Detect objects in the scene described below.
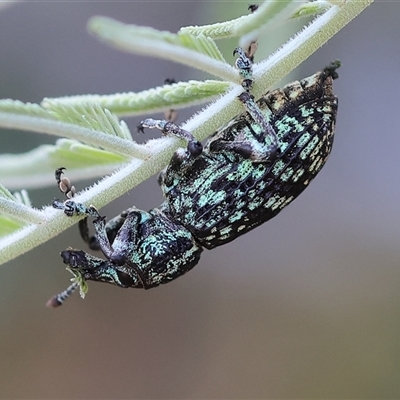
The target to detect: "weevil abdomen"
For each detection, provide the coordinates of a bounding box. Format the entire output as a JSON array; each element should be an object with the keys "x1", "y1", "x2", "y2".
[{"x1": 161, "y1": 68, "x2": 338, "y2": 249}]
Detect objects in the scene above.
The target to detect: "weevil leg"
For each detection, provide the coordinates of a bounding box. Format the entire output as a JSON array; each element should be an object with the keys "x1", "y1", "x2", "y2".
[
  {"x1": 138, "y1": 119, "x2": 203, "y2": 157},
  {"x1": 152, "y1": 78, "x2": 179, "y2": 176},
  {"x1": 53, "y1": 169, "x2": 97, "y2": 218},
  {"x1": 79, "y1": 209, "x2": 134, "y2": 251},
  {"x1": 55, "y1": 167, "x2": 76, "y2": 199},
  {"x1": 207, "y1": 91, "x2": 279, "y2": 163},
  {"x1": 138, "y1": 78, "x2": 188, "y2": 155},
  {"x1": 323, "y1": 60, "x2": 341, "y2": 80},
  {"x1": 89, "y1": 209, "x2": 141, "y2": 265},
  {"x1": 163, "y1": 78, "x2": 178, "y2": 123},
  {"x1": 88, "y1": 210, "x2": 149, "y2": 287},
  {"x1": 233, "y1": 47, "x2": 254, "y2": 92},
  {"x1": 244, "y1": 5, "x2": 259, "y2": 62},
  {"x1": 53, "y1": 198, "x2": 101, "y2": 218},
  {"x1": 52, "y1": 197, "x2": 138, "y2": 257},
  {"x1": 54, "y1": 167, "x2": 93, "y2": 246},
  {"x1": 55, "y1": 199, "x2": 142, "y2": 270},
  {"x1": 238, "y1": 91, "x2": 279, "y2": 159},
  {"x1": 206, "y1": 48, "x2": 279, "y2": 163},
  {"x1": 53, "y1": 167, "x2": 134, "y2": 250},
  {"x1": 233, "y1": 48, "x2": 278, "y2": 146}
]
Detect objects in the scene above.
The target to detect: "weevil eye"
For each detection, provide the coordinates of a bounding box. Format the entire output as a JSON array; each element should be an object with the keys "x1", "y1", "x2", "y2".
[{"x1": 116, "y1": 270, "x2": 134, "y2": 288}]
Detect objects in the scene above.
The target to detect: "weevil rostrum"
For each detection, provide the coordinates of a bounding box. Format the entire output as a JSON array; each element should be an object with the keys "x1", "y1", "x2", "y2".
[{"x1": 49, "y1": 48, "x2": 340, "y2": 306}]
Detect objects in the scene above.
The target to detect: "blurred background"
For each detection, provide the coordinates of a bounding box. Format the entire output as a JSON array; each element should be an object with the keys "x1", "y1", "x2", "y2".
[{"x1": 0, "y1": 1, "x2": 399, "y2": 398}]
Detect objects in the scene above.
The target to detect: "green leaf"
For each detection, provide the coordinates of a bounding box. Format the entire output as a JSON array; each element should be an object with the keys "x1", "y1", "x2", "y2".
[
  {"x1": 0, "y1": 99, "x2": 54, "y2": 119},
  {"x1": 46, "y1": 80, "x2": 230, "y2": 117},
  {"x1": 0, "y1": 187, "x2": 30, "y2": 236},
  {"x1": 180, "y1": 9, "x2": 254, "y2": 39},
  {"x1": 0, "y1": 215, "x2": 25, "y2": 237},
  {"x1": 234, "y1": 0, "x2": 299, "y2": 37},
  {"x1": 0, "y1": 182, "x2": 17, "y2": 201},
  {"x1": 181, "y1": 0, "x2": 301, "y2": 43},
  {"x1": 87, "y1": 17, "x2": 238, "y2": 82},
  {"x1": 42, "y1": 101, "x2": 132, "y2": 141},
  {"x1": 12, "y1": 190, "x2": 32, "y2": 207},
  {"x1": 0, "y1": 139, "x2": 127, "y2": 189},
  {"x1": 291, "y1": 1, "x2": 332, "y2": 19},
  {"x1": 55, "y1": 138, "x2": 127, "y2": 164},
  {"x1": 0, "y1": 186, "x2": 38, "y2": 234},
  {"x1": 88, "y1": 16, "x2": 226, "y2": 62},
  {"x1": 0, "y1": 99, "x2": 150, "y2": 159}
]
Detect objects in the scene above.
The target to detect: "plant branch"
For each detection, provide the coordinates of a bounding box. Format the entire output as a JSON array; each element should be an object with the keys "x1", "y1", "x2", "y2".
[{"x1": 0, "y1": 0, "x2": 374, "y2": 266}]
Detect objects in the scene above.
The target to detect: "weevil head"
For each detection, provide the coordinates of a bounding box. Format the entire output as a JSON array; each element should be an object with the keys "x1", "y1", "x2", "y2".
[{"x1": 60, "y1": 249, "x2": 136, "y2": 288}]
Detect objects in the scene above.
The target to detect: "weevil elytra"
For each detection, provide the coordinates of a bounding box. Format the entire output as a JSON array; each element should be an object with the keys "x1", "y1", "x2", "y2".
[{"x1": 49, "y1": 48, "x2": 339, "y2": 306}]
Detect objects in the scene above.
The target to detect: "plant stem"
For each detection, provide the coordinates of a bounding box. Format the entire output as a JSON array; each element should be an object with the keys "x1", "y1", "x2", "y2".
[{"x1": 0, "y1": 0, "x2": 374, "y2": 266}]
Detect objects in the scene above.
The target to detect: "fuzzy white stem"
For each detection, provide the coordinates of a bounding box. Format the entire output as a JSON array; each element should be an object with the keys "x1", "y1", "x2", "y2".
[{"x1": 0, "y1": 0, "x2": 373, "y2": 266}]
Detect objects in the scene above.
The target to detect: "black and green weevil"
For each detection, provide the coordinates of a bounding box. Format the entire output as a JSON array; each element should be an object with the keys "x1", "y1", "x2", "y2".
[{"x1": 49, "y1": 48, "x2": 340, "y2": 306}]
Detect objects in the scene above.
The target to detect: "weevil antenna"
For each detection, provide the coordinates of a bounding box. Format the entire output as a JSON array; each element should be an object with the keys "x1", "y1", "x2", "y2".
[{"x1": 46, "y1": 281, "x2": 79, "y2": 308}]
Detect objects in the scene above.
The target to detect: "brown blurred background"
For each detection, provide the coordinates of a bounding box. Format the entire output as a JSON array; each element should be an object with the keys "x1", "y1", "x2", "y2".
[{"x1": 1, "y1": 1, "x2": 400, "y2": 398}]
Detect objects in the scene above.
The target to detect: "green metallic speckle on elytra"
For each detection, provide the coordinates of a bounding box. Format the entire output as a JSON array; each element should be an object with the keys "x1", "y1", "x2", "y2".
[{"x1": 49, "y1": 48, "x2": 340, "y2": 306}]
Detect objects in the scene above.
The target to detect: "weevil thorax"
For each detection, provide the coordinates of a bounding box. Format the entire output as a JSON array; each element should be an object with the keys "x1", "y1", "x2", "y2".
[
  {"x1": 161, "y1": 69, "x2": 338, "y2": 249},
  {"x1": 132, "y1": 208, "x2": 202, "y2": 288}
]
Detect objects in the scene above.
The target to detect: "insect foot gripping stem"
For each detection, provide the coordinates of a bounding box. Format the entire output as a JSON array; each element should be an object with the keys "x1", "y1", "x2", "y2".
[
  {"x1": 233, "y1": 47, "x2": 254, "y2": 92},
  {"x1": 138, "y1": 119, "x2": 203, "y2": 157},
  {"x1": 48, "y1": 56, "x2": 340, "y2": 307}
]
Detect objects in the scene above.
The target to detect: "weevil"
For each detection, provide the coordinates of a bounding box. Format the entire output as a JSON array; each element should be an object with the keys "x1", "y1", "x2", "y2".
[{"x1": 49, "y1": 48, "x2": 339, "y2": 306}]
